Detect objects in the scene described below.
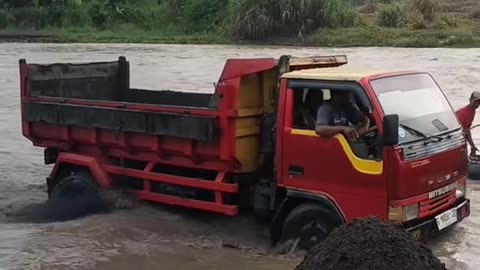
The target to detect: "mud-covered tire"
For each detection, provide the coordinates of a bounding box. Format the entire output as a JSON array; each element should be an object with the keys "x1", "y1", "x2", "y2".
[
  {"x1": 46, "y1": 171, "x2": 109, "y2": 222},
  {"x1": 468, "y1": 164, "x2": 480, "y2": 180},
  {"x1": 280, "y1": 203, "x2": 335, "y2": 251},
  {"x1": 50, "y1": 171, "x2": 97, "y2": 199}
]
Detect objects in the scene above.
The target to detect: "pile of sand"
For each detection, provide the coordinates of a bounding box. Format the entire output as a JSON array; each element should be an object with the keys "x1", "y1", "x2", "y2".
[{"x1": 295, "y1": 217, "x2": 447, "y2": 270}]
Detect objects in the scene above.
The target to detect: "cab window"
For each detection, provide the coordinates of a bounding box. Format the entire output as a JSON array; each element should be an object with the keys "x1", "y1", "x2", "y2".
[{"x1": 290, "y1": 86, "x2": 381, "y2": 161}]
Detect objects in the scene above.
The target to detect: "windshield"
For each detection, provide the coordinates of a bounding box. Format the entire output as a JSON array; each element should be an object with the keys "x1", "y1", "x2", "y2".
[{"x1": 370, "y1": 73, "x2": 460, "y2": 142}]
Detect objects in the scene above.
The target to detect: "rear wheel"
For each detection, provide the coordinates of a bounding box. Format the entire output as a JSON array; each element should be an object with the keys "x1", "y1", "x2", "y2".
[
  {"x1": 48, "y1": 170, "x2": 109, "y2": 221},
  {"x1": 280, "y1": 203, "x2": 336, "y2": 251},
  {"x1": 50, "y1": 171, "x2": 97, "y2": 199}
]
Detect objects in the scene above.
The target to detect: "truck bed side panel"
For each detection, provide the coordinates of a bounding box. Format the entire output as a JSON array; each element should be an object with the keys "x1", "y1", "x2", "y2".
[{"x1": 24, "y1": 102, "x2": 216, "y2": 141}]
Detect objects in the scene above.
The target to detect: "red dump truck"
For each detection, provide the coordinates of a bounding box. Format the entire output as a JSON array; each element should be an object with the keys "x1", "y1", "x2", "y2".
[{"x1": 19, "y1": 55, "x2": 470, "y2": 249}]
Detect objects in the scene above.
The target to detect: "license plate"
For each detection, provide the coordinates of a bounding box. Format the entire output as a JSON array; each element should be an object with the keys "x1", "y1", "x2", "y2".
[{"x1": 435, "y1": 208, "x2": 458, "y2": 231}]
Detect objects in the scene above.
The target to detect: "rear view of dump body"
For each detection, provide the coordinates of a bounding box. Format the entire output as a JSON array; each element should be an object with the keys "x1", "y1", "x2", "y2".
[{"x1": 19, "y1": 55, "x2": 347, "y2": 216}]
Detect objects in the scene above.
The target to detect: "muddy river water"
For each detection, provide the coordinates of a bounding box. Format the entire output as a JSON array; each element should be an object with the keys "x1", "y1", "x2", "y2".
[{"x1": 1, "y1": 43, "x2": 480, "y2": 270}]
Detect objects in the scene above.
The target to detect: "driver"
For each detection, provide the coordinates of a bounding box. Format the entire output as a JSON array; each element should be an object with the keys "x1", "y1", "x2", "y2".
[{"x1": 315, "y1": 90, "x2": 370, "y2": 141}]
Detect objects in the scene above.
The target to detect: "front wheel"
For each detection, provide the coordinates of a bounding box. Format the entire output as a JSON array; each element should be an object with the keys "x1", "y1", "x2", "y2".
[
  {"x1": 280, "y1": 203, "x2": 335, "y2": 251},
  {"x1": 468, "y1": 164, "x2": 480, "y2": 180}
]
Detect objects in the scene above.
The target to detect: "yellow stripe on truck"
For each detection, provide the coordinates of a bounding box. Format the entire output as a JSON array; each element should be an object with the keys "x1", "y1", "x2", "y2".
[{"x1": 290, "y1": 129, "x2": 383, "y2": 175}]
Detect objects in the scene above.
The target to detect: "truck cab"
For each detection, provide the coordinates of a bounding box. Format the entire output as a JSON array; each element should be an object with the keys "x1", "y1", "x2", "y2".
[{"x1": 272, "y1": 66, "x2": 470, "y2": 248}]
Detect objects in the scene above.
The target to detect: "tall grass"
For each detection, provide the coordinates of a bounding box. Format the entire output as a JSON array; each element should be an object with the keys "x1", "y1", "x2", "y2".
[
  {"x1": 377, "y1": 3, "x2": 406, "y2": 28},
  {"x1": 359, "y1": 1, "x2": 378, "y2": 14},
  {"x1": 411, "y1": 0, "x2": 438, "y2": 22},
  {"x1": 228, "y1": 0, "x2": 275, "y2": 40},
  {"x1": 228, "y1": 0, "x2": 356, "y2": 40}
]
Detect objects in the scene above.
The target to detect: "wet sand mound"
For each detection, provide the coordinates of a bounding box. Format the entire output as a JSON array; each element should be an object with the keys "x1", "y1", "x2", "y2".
[{"x1": 295, "y1": 217, "x2": 447, "y2": 270}]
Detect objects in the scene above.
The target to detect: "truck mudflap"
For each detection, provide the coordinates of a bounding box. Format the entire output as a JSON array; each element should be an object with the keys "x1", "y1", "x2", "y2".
[{"x1": 406, "y1": 198, "x2": 470, "y2": 240}]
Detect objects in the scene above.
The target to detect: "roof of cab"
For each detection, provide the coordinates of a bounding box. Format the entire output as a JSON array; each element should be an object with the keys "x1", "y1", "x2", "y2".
[{"x1": 281, "y1": 66, "x2": 402, "y2": 82}]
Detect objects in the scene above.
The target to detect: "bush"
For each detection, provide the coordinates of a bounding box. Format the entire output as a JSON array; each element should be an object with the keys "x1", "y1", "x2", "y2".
[
  {"x1": 438, "y1": 15, "x2": 457, "y2": 27},
  {"x1": 180, "y1": 0, "x2": 228, "y2": 33},
  {"x1": 0, "y1": 9, "x2": 14, "y2": 29},
  {"x1": 88, "y1": 1, "x2": 110, "y2": 29},
  {"x1": 359, "y1": 1, "x2": 378, "y2": 14},
  {"x1": 111, "y1": 5, "x2": 152, "y2": 30},
  {"x1": 147, "y1": 4, "x2": 173, "y2": 29},
  {"x1": 43, "y1": 6, "x2": 66, "y2": 27},
  {"x1": 11, "y1": 7, "x2": 39, "y2": 27},
  {"x1": 340, "y1": 9, "x2": 365, "y2": 27},
  {"x1": 377, "y1": 3, "x2": 406, "y2": 28},
  {"x1": 63, "y1": 1, "x2": 90, "y2": 27},
  {"x1": 407, "y1": 13, "x2": 427, "y2": 29},
  {"x1": 411, "y1": 0, "x2": 438, "y2": 22}
]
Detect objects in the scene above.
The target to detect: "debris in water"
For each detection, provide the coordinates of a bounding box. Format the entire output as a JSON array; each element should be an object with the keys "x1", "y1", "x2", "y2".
[
  {"x1": 295, "y1": 217, "x2": 447, "y2": 270},
  {"x1": 99, "y1": 189, "x2": 140, "y2": 210},
  {"x1": 3, "y1": 189, "x2": 139, "y2": 223}
]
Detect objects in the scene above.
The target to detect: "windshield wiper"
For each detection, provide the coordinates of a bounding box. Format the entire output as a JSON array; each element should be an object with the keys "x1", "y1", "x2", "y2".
[
  {"x1": 400, "y1": 124, "x2": 426, "y2": 138},
  {"x1": 400, "y1": 124, "x2": 443, "y2": 144}
]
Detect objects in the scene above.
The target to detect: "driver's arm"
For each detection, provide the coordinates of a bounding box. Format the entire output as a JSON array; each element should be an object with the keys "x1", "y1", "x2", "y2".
[
  {"x1": 348, "y1": 105, "x2": 370, "y2": 135},
  {"x1": 358, "y1": 115, "x2": 370, "y2": 135},
  {"x1": 315, "y1": 125, "x2": 347, "y2": 137},
  {"x1": 315, "y1": 104, "x2": 346, "y2": 136}
]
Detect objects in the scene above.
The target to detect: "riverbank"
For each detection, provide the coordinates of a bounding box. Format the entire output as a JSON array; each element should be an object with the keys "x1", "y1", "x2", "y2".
[
  {"x1": 2, "y1": 0, "x2": 480, "y2": 48},
  {"x1": 3, "y1": 22, "x2": 480, "y2": 48}
]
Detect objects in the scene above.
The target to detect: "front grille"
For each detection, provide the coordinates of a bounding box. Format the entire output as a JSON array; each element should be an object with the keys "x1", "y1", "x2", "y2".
[
  {"x1": 400, "y1": 129, "x2": 465, "y2": 161},
  {"x1": 418, "y1": 191, "x2": 456, "y2": 219}
]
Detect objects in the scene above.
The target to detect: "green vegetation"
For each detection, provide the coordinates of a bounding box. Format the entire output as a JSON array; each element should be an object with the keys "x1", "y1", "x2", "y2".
[{"x1": 1, "y1": 0, "x2": 480, "y2": 47}]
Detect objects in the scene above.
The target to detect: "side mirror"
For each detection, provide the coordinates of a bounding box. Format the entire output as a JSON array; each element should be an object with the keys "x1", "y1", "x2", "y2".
[{"x1": 383, "y1": 114, "x2": 399, "y2": 146}]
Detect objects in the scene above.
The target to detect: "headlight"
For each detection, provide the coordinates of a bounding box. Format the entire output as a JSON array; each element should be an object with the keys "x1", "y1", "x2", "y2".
[
  {"x1": 456, "y1": 182, "x2": 466, "y2": 199},
  {"x1": 389, "y1": 203, "x2": 419, "y2": 223},
  {"x1": 403, "y1": 203, "x2": 419, "y2": 222}
]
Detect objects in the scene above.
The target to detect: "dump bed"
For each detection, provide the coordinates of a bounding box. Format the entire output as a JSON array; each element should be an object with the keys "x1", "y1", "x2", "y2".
[{"x1": 20, "y1": 55, "x2": 347, "y2": 175}]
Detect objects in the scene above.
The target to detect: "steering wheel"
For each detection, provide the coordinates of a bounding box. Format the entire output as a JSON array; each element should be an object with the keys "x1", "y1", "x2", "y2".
[
  {"x1": 364, "y1": 125, "x2": 377, "y2": 137},
  {"x1": 352, "y1": 125, "x2": 377, "y2": 138}
]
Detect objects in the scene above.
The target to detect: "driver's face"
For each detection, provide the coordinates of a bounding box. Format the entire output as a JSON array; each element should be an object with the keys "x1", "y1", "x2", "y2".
[{"x1": 332, "y1": 91, "x2": 353, "y2": 106}]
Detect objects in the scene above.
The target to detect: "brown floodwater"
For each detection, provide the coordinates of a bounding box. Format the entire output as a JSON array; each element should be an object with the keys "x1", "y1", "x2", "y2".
[{"x1": 1, "y1": 43, "x2": 480, "y2": 270}]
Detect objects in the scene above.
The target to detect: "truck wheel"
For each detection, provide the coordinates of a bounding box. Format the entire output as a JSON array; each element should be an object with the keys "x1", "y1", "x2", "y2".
[
  {"x1": 50, "y1": 171, "x2": 97, "y2": 199},
  {"x1": 280, "y1": 203, "x2": 334, "y2": 251},
  {"x1": 47, "y1": 171, "x2": 110, "y2": 222},
  {"x1": 468, "y1": 164, "x2": 480, "y2": 180}
]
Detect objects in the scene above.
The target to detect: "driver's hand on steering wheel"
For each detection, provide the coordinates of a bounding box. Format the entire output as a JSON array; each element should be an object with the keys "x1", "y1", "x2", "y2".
[
  {"x1": 342, "y1": 127, "x2": 360, "y2": 141},
  {"x1": 357, "y1": 126, "x2": 369, "y2": 137}
]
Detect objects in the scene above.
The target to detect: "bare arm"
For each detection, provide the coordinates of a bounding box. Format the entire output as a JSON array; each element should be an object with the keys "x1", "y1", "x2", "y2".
[
  {"x1": 356, "y1": 114, "x2": 371, "y2": 135},
  {"x1": 315, "y1": 125, "x2": 347, "y2": 137},
  {"x1": 466, "y1": 129, "x2": 478, "y2": 155}
]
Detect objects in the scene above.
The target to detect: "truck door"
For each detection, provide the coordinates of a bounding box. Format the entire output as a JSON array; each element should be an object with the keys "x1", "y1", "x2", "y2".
[{"x1": 279, "y1": 80, "x2": 388, "y2": 221}]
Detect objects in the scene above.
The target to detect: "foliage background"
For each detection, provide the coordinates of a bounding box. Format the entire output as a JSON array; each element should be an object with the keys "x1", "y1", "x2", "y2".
[{"x1": 1, "y1": 0, "x2": 480, "y2": 47}]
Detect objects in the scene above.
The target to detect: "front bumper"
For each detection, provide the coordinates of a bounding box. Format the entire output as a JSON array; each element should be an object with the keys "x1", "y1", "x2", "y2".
[{"x1": 405, "y1": 198, "x2": 470, "y2": 240}]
